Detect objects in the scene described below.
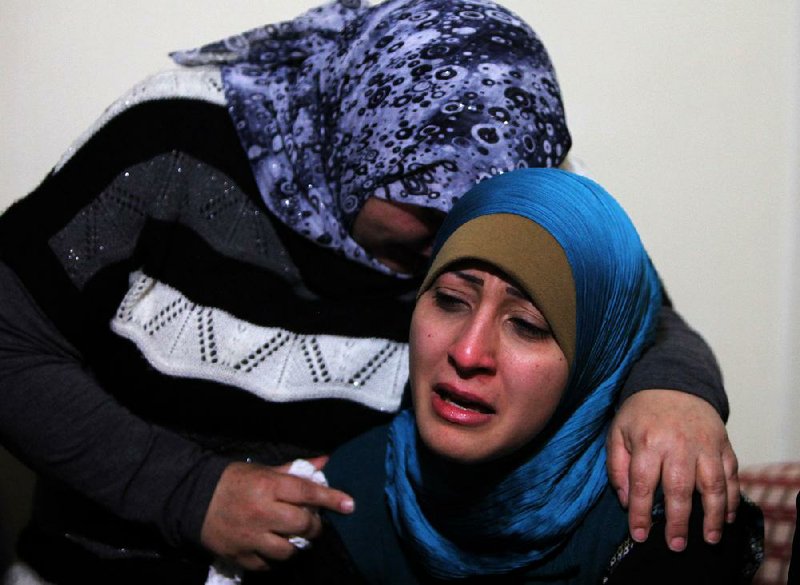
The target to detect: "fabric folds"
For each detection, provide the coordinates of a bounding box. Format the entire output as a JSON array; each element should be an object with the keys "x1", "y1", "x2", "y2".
[
  {"x1": 173, "y1": 0, "x2": 571, "y2": 273},
  {"x1": 385, "y1": 168, "x2": 663, "y2": 578}
]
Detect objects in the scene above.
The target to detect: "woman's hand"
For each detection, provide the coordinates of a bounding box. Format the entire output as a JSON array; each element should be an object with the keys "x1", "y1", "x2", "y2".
[
  {"x1": 606, "y1": 389, "x2": 739, "y2": 552},
  {"x1": 201, "y1": 458, "x2": 354, "y2": 571}
]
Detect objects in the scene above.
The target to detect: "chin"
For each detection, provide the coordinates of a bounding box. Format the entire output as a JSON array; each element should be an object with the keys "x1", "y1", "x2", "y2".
[{"x1": 419, "y1": 425, "x2": 499, "y2": 465}]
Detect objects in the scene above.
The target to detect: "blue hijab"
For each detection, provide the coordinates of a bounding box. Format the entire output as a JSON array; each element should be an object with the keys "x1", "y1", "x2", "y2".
[
  {"x1": 385, "y1": 168, "x2": 662, "y2": 578},
  {"x1": 172, "y1": 0, "x2": 570, "y2": 274}
]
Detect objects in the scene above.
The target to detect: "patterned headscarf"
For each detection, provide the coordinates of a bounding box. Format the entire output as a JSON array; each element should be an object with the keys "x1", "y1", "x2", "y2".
[
  {"x1": 385, "y1": 168, "x2": 662, "y2": 578},
  {"x1": 172, "y1": 0, "x2": 570, "y2": 274}
]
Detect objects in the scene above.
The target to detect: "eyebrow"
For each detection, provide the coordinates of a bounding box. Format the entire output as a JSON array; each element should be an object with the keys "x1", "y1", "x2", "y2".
[
  {"x1": 452, "y1": 271, "x2": 483, "y2": 286},
  {"x1": 452, "y1": 270, "x2": 526, "y2": 299}
]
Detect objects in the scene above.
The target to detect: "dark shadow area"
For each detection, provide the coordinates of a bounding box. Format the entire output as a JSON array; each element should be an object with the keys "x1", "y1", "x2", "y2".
[{"x1": 0, "y1": 447, "x2": 35, "y2": 573}]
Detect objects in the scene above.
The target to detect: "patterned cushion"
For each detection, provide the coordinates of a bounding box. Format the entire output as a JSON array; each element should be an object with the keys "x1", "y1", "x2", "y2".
[{"x1": 739, "y1": 462, "x2": 800, "y2": 585}]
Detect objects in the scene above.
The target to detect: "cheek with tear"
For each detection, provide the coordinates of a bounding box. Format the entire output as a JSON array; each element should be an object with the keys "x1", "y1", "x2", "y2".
[{"x1": 409, "y1": 266, "x2": 568, "y2": 465}]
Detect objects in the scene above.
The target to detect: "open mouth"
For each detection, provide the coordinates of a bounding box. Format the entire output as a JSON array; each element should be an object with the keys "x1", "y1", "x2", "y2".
[{"x1": 434, "y1": 386, "x2": 495, "y2": 414}]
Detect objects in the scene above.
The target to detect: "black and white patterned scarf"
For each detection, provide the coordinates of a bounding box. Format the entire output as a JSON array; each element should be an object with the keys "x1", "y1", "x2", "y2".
[{"x1": 173, "y1": 0, "x2": 570, "y2": 273}]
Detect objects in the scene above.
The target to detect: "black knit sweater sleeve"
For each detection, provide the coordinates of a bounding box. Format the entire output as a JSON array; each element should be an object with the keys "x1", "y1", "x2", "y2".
[
  {"x1": 0, "y1": 260, "x2": 229, "y2": 548},
  {"x1": 0, "y1": 100, "x2": 244, "y2": 549},
  {"x1": 620, "y1": 304, "x2": 728, "y2": 421}
]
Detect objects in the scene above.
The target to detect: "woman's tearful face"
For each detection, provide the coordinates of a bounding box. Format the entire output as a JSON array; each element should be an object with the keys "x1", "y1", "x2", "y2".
[{"x1": 410, "y1": 264, "x2": 569, "y2": 464}]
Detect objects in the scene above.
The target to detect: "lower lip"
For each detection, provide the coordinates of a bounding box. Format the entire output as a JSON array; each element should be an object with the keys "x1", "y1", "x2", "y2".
[{"x1": 431, "y1": 392, "x2": 493, "y2": 427}]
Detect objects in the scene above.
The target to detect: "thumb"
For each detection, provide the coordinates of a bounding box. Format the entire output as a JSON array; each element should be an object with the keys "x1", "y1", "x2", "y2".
[
  {"x1": 272, "y1": 455, "x2": 330, "y2": 485},
  {"x1": 306, "y1": 455, "x2": 330, "y2": 470}
]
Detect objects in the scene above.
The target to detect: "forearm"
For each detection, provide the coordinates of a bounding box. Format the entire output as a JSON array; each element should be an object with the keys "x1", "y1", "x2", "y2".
[
  {"x1": 0, "y1": 261, "x2": 229, "y2": 547},
  {"x1": 620, "y1": 305, "x2": 727, "y2": 420}
]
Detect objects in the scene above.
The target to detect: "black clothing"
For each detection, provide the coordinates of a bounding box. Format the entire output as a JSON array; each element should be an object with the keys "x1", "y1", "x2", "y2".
[
  {"x1": 300, "y1": 425, "x2": 762, "y2": 585},
  {"x1": 0, "y1": 97, "x2": 727, "y2": 583}
]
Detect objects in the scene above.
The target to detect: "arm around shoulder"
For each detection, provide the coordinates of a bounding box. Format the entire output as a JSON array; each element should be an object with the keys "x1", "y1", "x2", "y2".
[{"x1": 619, "y1": 304, "x2": 727, "y2": 419}]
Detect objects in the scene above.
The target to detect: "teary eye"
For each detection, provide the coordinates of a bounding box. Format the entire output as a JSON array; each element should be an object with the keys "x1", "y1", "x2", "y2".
[
  {"x1": 432, "y1": 289, "x2": 468, "y2": 312},
  {"x1": 509, "y1": 317, "x2": 551, "y2": 341}
]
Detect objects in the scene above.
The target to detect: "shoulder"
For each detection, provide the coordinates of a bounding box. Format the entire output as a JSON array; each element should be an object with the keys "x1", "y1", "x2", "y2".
[
  {"x1": 323, "y1": 424, "x2": 423, "y2": 585},
  {"x1": 54, "y1": 66, "x2": 226, "y2": 172},
  {"x1": 325, "y1": 424, "x2": 392, "y2": 515},
  {"x1": 35, "y1": 65, "x2": 244, "y2": 209},
  {"x1": 0, "y1": 67, "x2": 253, "y2": 260},
  {"x1": 51, "y1": 81, "x2": 245, "y2": 190}
]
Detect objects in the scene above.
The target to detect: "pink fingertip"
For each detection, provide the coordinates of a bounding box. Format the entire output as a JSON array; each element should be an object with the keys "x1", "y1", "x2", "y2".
[{"x1": 669, "y1": 537, "x2": 686, "y2": 552}]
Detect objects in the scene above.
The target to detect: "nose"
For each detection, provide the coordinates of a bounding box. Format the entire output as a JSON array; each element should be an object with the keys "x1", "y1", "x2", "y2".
[{"x1": 447, "y1": 313, "x2": 497, "y2": 377}]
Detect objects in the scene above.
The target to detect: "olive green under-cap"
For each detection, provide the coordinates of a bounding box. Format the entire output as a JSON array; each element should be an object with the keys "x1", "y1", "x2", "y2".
[{"x1": 418, "y1": 213, "x2": 576, "y2": 367}]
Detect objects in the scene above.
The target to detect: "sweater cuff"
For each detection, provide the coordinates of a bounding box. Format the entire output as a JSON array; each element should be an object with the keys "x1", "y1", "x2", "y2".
[
  {"x1": 619, "y1": 306, "x2": 728, "y2": 421},
  {"x1": 165, "y1": 453, "x2": 231, "y2": 549}
]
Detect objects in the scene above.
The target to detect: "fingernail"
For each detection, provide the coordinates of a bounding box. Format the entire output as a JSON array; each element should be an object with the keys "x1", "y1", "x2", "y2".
[
  {"x1": 726, "y1": 512, "x2": 736, "y2": 524},
  {"x1": 669, "y1": 537, "x2": 686, "y2": 552},
  {"x1": 632, "y1": 528, "x2": 647, "y2": 542},
  {"x1": 340, "y1": 499, "x2": 355, "y2": 514},
  {"x1": 706, "y1": 530, "x2": 721, "y2": 544}
]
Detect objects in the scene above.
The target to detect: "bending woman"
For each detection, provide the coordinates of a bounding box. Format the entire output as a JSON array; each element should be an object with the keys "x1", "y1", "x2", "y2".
[{"x1": 308, "y1": 168, "x2": 763, "y2": 584}]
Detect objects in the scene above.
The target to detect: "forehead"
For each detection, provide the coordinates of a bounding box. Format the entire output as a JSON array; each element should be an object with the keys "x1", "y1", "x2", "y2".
[{"x1": 420, "y1": 214, "x2": 576, "y2": 363}]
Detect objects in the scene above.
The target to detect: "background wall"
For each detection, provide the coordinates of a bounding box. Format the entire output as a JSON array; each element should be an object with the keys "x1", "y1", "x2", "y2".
[{"x1": 1, "y1": 0, "x2": 799, "y2": 561}]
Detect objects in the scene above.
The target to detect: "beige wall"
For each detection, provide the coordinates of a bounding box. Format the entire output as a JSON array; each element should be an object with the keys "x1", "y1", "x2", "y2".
[
  {"x1": 529, "y1": 1, "x2": 800, "y2": 468},
  {"x1": 1, "y1": 0, "x2": 798, "y2": 472}
]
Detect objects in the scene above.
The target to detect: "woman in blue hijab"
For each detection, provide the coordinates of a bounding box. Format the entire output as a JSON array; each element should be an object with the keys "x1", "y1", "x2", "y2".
[{"x1": 312, "y1": 168, "x2": 762, "y2": 584}]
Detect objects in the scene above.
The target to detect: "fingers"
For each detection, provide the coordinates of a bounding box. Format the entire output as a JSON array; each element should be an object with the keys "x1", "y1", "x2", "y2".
[
  {"x1": 695, "y1": 452, "x2": 728, "y2": 545},
  {"x1": 606, "y1": 426, "x2": 631, "y2": 508},
  {"x1": 232, "y1": 503, "x2": 323, "y2": 572},
  {"x1": 266, "y1": 496, "x2": 325, "y2": 540},
  {"x1": 626, "y1": 447, "x2": 661, "y2": 544},
  {"x1": 661, "y1": 455, "x2": 694, "y2": 551},
  {"x1": 276, "y1": 473, "x2": 355, "y2": 514},
  {"x1": 235, "y1": 535, "x2": 297, "y2": 572},
  {"x1": 233, "y1": 530, "x2": 307, "y2": 572},
  {"x1": 305, "y1": 455, "x2": 330, "y2": 470},
  {"x1": 610, "y1": 390, "x2": 741, "y2": 552},
  {"x1": 722, "y1": 443, "x2": 740, "y2": 524},
  {"x1": 663, "y1": 421, "x2": 739, "y2": 550},
  {"x1": 201, "y1": 462, "x2": 353, "y2": 571}
]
